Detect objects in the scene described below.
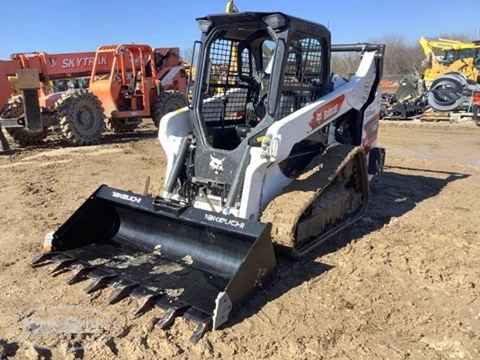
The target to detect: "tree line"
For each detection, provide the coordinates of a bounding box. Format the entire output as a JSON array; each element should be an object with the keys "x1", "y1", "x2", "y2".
[{"x1": 332, "y1": 30, "x2": 479, "y2": 80}]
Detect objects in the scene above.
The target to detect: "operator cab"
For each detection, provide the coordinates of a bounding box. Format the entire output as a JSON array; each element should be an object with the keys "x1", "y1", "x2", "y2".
[
  {"x1": 190, "y1": 12, "x2": 330, "y2": 151},
  {"x1": 173, "y1": 12, "x2": 332, "y2": 206}
]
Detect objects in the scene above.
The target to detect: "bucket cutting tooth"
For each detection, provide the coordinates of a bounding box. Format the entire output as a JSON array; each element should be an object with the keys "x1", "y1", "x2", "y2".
[
  {"x1": 183, "y1": 307, "x2": 213, "y2": 344},
  {"x1": 108, "y1": 280, "x2": 140, "y2": 304},
  {"x1": 132, "y1": 291, "x2": 162, "y2": 317},
  {"x1": 156, "y1": 302, "x2": 190, "y2": 329},
  {"x1": 30, "y1": 252, "x2": 60, "y2": 266},
  {"x1": 67, "y1": 264, "x2": 96, "y2": 285},
  {"x1": 48, "y1": 257, "x2": 77, "y2": 275},
  {"x1": 83, "y1": 273, "x2": 117, "y2": 294}
]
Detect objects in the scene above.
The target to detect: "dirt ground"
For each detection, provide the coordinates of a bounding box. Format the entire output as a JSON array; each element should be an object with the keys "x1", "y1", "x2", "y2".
[{"x1": 0, "y1": 120, "x2": 479, "y2": 360}]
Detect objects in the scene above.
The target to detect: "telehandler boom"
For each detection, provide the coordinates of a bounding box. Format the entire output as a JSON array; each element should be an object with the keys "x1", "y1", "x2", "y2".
[{"x1": 32, "y1": 11, "x2": 386, "y2": 342}]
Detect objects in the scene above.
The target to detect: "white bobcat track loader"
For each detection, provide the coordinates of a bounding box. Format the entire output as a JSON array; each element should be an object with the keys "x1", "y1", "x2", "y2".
[{"x1": 31, "y1": 11, "x2": 386, "y2": 343}]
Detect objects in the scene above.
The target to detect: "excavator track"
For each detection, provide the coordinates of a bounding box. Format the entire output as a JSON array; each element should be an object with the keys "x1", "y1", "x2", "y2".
[{"x1": 261, "y1": 143, "x2": 370, "y2": 259}]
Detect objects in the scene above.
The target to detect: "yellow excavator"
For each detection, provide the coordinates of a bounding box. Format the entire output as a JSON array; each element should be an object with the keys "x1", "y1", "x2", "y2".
[{"x1": 419, "y1": 36, "x2": 480, "y2": 85}]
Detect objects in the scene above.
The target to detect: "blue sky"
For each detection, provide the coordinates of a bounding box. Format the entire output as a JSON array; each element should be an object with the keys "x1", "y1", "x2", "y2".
[{"x1": 0, "y1": 0, "x2": 477, "y2": 59}]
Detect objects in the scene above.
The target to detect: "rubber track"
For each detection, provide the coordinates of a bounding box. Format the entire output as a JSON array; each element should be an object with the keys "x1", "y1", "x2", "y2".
[{"x1": 260, "y1": 143, "x2": 366, "y2": 258}]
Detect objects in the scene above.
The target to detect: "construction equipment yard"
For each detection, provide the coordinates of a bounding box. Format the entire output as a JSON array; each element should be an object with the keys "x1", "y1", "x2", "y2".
[
  {"x1": 1, "y1": 1, "x2": 480, "y2": 359},
  {"x1": 0, "y1": 120, "x2": 479, "y2": 359}
]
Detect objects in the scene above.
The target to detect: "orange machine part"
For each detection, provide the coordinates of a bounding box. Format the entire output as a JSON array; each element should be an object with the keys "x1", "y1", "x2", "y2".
[
  {"x1": 89, "y1": 44, "x2": 155, "y2": 118},
  {"x1": 1, "y1": 45, "x2": 187, "y2": 117},
  {"x1": 473, "y1": 91, "x2": 480, "y2": 105},
  {"x1": 1, "y1": 51, "x2": 116, "y2": 113},
  {"x1": 88, "y1": 44, "x2": 187, "y2": 119},
  {"x1": 9, "y1": 52, "x2": 113, "y2": 80}
]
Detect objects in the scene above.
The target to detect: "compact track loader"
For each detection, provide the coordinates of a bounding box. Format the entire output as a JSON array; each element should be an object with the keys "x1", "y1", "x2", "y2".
[{"x1": 31, "y1": 11, "x2": 386, "y2": 343}]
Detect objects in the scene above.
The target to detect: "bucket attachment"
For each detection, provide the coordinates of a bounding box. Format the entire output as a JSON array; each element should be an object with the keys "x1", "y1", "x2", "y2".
[{"x1": 31, "y1": 185, "x2": 279, "y2": 343}]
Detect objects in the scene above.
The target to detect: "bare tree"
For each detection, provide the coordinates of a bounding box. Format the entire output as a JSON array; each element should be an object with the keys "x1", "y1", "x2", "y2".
[
  {"x1": 466, "y1": 28, "x2": 480, "y2": 41},
  {"x1": 181, "y1": 28, "x2": 479, "y2": 83},
  {"x1": 331, "y1": 34, "x2": 424, "y2": 81},
  {"x1": 180, "y1": 48, "x2": 194, "y2": 62},
  {"x1": 331, "y1": 53, "x2": 360, "y2": 78},
  {"x1": 434, "y1": 32, "x2": 473, "y2": 43},
  {"x1": 369, "y1": 33, "x2": 423, "y2": 78}
]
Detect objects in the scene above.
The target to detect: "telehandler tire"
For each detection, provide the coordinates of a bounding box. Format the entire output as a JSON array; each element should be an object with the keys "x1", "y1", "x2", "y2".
[
  {"x1": 105, "y1": 117, "x2": 141, "y2": 133},
  {"x1": 55, "y1": 89, "x2": 105, "y2": 146},
  {"x1": 1, "y1": 95, "x2": 49, "y2": 146},
  {"x1": 152, "y1": 90, "x2": 188, "y2": 128}
]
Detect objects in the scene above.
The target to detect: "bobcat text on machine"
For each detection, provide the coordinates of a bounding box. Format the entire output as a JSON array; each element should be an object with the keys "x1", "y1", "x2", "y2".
[{"x1": 31, "y1": 11, "x2": 386, "y2": 343}]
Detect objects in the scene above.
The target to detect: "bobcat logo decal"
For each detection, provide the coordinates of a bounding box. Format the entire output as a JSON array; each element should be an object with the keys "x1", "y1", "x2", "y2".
[{"x1": 209, "y1": 154, "x2": 225, "y2": 175}]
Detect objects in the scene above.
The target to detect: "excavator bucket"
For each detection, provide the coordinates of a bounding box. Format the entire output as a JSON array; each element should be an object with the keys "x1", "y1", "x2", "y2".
[{"x1": 31, "y1": 185, "x2": 279, "y2": 343}]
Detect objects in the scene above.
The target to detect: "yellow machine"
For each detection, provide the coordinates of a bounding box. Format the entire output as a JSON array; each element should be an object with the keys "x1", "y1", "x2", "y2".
[
  {"x1": 419, "y1": 36, "x2": 480, "y2": 84},
  {"x1": 225, "y1": 0, "x2": 239, "y2": 12},
  {"x1": 183, "y1": 0, "x2": 242, "y2": 99},
  {"x1": 180, "y1": 60, "x2": 195, "y2": 100}
]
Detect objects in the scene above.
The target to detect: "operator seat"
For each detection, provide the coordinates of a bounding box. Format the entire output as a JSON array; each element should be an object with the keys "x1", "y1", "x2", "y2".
[
  {"x1": 125, "y1": 72, "x2": 142, "y2": 96},
  {"x1": 235, "y1": 55, "x2": 273, "y2": 139}
]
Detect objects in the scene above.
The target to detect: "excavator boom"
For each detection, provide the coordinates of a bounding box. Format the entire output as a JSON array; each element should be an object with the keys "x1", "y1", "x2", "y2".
[{"x1": 419, "y1": 36, "x2": 478, "y2": 56}]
